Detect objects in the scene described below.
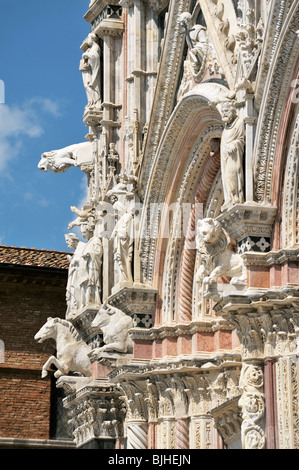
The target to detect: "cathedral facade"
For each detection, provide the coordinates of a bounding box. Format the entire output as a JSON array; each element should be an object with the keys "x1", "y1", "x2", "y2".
[{"x1": 36, "y1": 0, "x2": 299, "y2": 449}]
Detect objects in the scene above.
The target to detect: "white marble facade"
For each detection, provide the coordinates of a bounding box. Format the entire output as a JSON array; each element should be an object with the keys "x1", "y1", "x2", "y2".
[{"x1": 35, "y1": 0, "x2": 299, "y2": 450}]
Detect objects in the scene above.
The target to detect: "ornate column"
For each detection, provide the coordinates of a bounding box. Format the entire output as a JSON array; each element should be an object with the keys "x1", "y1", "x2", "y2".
[
  {"x1": 176, "y1": 417, "x2": 190, "y2": 450},
  {"x1": 215, "y1": 289, "x2": 299, "y2": 449},
  {"x1": 238, "y1": 362, "x2": 265, "y2": 449},
  {"x1": 156, "y1": 379, "x2": 176, "y2": 449},
  {"x1": 127, "y1": 420, "x2": 148, "y2": 449},
  {"x1": 276, "y1": 354, "x2": 299, "y2": 449},
  {"x1": 120, "y1": 382, "x2": 149, "y2": 449},
  {"x1": 145, "y1": 379, "x2": 159, "y2": 449}
]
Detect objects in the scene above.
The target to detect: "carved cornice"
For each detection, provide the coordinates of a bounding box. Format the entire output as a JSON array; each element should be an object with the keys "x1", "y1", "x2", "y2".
[
  {"x1": 93, "y1": 18, "x2": 125, "y2": 38},
  {"x1": 214, "y1": 286, "x2": 299, "y2": 316},
  {"x1": 129, "y1": 319, "x2": 233, "y2": 341},
  {"x1": 111, "y1": 359, "x2": 241, "y2": 421},
  {"x1": 242, "y1": 246, "x2": 299, "y2": 266},
  {"x1": 84, "y1": 0, "x2": 121, "y2": 24},
  {"x1": 120, "y1": 0, "x2": 169, "y2": 15},
  {"x1": 108, "y1": 353, "x2": 242, "y2": 381}
]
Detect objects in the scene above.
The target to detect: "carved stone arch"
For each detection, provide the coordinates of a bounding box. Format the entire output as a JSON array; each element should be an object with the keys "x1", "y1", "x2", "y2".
[
  {"x1": 281, "y1": 111, "x2": 299, "y2": 248},
  {"x1": 139, "y1": 82, "x2": 229, "y2": 324},
  {"x1": 253, "y1": 2, "x2": 299, "y2": 205},
  {"x1": 255, "y1": 0, "x2": 296, "y2": 108},
  {"x1": 161, "y1": 125, "x2": 223, "y2": 323}
]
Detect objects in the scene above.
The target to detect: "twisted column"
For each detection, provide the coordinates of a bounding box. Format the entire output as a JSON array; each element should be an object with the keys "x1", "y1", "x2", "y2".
[
  {"x1": 176, "y1": 418, "x2": 190, "y2": 449},
  {"x1": 127, "y1": 420, "x2": 148, "y2": 449}
]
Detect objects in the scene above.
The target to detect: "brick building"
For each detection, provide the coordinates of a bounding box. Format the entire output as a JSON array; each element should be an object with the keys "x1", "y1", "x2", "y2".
[{"x1": 0, "y1": 245, "x2": 75, "y2": 449}]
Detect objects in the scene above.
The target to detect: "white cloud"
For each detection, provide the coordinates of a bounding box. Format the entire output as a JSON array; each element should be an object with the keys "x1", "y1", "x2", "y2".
[
  {"x1": 25, "y1": 97, "x2": 63, "y2": 117},
  {"x1": 0, "y1": 98, "x2": 62, "y2": 172}
]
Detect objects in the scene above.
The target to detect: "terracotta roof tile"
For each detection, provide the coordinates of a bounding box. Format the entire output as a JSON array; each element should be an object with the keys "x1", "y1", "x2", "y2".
[{"x1": 0, "y1": 245, "x2": 69, "y2": 269}]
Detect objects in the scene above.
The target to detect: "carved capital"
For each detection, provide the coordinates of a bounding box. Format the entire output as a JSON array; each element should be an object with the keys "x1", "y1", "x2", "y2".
[{"x1": 63, "y1": 380, "x2": 125, "y2": 447}]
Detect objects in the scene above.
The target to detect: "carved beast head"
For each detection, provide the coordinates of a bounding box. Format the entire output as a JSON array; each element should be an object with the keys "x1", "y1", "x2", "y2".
[{"x1": 196, "y1": 218, "x2": 223, "y2": 247}]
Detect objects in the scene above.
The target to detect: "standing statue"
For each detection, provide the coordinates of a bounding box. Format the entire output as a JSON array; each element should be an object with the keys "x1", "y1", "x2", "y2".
[
  {"x1": 80, "y1": 33, "x2": 102, "y2": 108},
  {"x1": 78, "y1": 219, "x2": 103, "y2": 309},
  {"x1": 219, "y1": 101, "x2": 245, "y2": 208},
  {"x1": 65, "y1": 233, "x2": 81, "y2": 317},
  {"x1": 178, "y1": 12, "x2": 208, "y2": 76},
  {"x1": 107, "y1": 181, "x2": 135, "y2": 285},
  {"x1": 65, "y1": 218, "x2": 103, "y2": 318}
]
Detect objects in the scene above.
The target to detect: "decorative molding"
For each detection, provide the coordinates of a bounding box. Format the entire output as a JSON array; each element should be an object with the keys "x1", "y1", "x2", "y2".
[
  {"x1": 254, "y1": 4, "x2": 299, "y2": 203},
  {"x1": 216, "y1": 203, "x2": 277, "y2": 250}
]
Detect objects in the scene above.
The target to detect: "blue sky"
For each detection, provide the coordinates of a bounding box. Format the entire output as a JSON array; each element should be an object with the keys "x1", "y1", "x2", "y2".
[{"x1": 0, "y1": 0, "x2": 91, "y2": 252}]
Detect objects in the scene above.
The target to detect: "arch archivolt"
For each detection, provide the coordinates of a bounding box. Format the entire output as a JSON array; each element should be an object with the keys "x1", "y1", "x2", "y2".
[
  {"x1": 253, "y1": 3, "x2": 299, "y2": 204},
  {"x1": 161, "y1": 125, "x2": 223, "y2": 324},
  {"x1": 139, "y1": 82, "x2": 229, "y2": 290},
  {"x1": 282, "y1": 111, "x2": 299, "y2": 248}
]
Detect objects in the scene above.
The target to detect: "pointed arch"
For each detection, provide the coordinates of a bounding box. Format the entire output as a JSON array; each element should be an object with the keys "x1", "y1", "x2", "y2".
[{"x1": 139, "y1": 82, "x2": 228, "y2": 324}]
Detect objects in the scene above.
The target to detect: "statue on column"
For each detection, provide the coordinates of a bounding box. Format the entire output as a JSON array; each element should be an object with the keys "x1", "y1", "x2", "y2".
[
  {"x1": 80, "y1": 33, "x2": 102, "y2": 109},
  {"x1": 178, "y1": 12, "x2": 208, "y2": 77},
  {"x1": 219, "y1": 100, "x2": 245, "y2": 209},
  {"x1": 78, "y1": 218, "x2": 103, "y2": 309},
  {"x1": 65, "y1": 216, "x2": 103, "y2": 318},
  {"x1": 65, "y1": 233, "x2": 81, "y2": 317},
  {"x1": 107, "y1": 179, "x2": 135, "y2": 286}
]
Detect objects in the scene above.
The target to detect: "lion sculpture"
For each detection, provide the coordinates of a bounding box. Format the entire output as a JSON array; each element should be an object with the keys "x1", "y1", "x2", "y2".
[{"x1": 196, "y1": 218, "x2": 247, "y2": 296}]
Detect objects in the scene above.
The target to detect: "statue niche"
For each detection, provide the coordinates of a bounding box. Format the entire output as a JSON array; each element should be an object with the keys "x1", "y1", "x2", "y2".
[{"x1": 107, "y1": 180, "x2": 135, "y2": 287}]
